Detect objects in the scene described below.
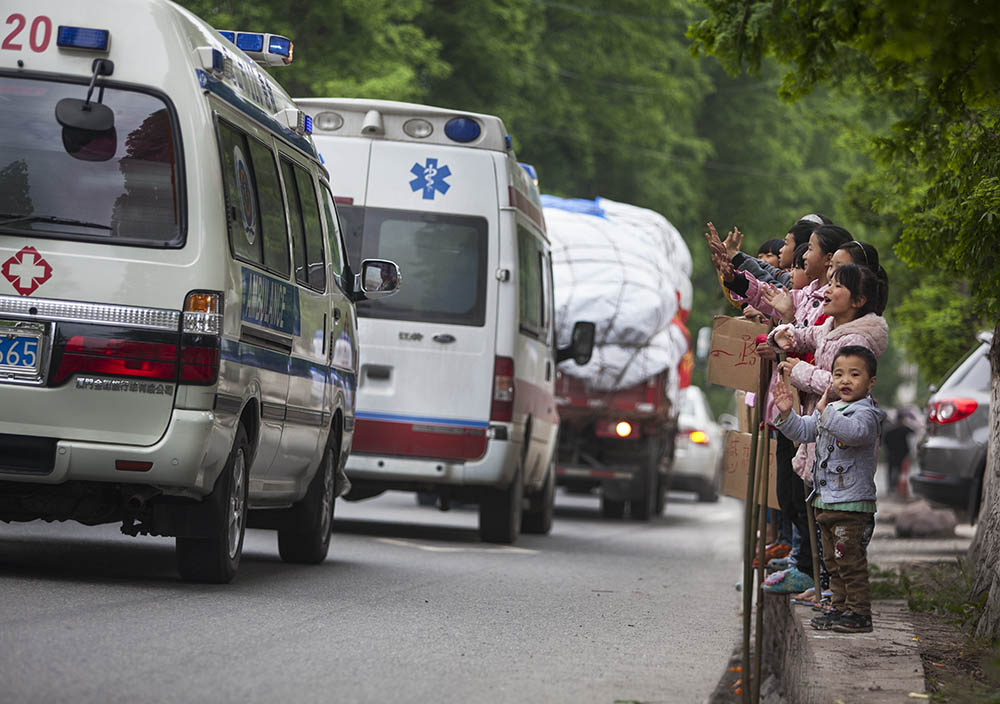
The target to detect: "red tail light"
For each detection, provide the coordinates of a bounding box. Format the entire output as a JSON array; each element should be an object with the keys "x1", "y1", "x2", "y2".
[
  {"x1": 928, "y1": 398, "x2": 978, "y2": 425},
  {"x1": 180, "y1": 344, "x2": 220, "y2": 383},
  {"x1": 53, "y1": 336, "x2": 177, "y2": 384},
  {"x1": 180, "y1": 291, "x2": 222, "y2": 385},
  {"x1": 491, "y1": 356, "x2": 515, "y2": 422}
]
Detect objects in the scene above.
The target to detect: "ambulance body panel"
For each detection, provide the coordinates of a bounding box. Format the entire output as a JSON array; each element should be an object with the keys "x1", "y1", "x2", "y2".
[
  {"x1": 298, "y1": 98, "x2": 560, "y2": 542},
  {"x1": 0, "y1": 0, "x2": 386, "y2": 580}
]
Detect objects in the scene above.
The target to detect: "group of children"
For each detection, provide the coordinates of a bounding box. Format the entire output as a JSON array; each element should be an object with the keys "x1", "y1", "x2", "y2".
[{"x1": 705, "y1": 214, "x2": 890, "y2": 634}]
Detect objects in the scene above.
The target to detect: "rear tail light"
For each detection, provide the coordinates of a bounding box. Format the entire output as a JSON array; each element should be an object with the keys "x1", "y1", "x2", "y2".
[
  {"x1": 615, "y1": 421, "x2": 633, "y2": 438},
  {"x1": 53, "y1": 336, "x2": 177, "y2": 384},
  {"x1": 180, "y1": 291, "x2": 222, "y2": 385},
  {"x1": 491, "y1": 356, "x2": 515, "y2": 422},
  {"x1": 928, "y1": 398, "x2": 978, "y2": 425}
]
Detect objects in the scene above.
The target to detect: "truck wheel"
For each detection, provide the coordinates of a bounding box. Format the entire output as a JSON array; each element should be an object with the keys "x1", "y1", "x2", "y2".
[
  {"x1": 630, "y1": 436, "x2": 660, "y2": 521},
  {"x1": 480, "y1": 465, "x2": 523, "y2": 544},
  {"x1": 176, "y1": 424, "x2": 250, "y2": 583},
  {"x1": 277, "y1": 436, "x2": 339, "y2": 564},
  {"x1": 654, "y1": 472, "x2": 668, "y2": 515},
  {"x1": 600, "y1": 495, "x2": 626, "y2": 519},
  {"x1": 522, "y1": 460, "x2": 555, "y2": 535}
]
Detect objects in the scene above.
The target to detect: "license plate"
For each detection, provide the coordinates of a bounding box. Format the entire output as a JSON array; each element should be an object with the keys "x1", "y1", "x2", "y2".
[{"x1": 0, "y1": 322, "x2": 45, "y2": 381}]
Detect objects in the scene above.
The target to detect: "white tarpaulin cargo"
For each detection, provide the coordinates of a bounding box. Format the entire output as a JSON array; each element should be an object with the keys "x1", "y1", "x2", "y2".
[{"x1": 542, "y1": 195, "x2": 692, "y2": 392}]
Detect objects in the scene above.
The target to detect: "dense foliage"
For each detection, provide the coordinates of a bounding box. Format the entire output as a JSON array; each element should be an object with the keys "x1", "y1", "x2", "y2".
[{"x1": 178, "y1": 0, "x2": 876, "y2": 403}]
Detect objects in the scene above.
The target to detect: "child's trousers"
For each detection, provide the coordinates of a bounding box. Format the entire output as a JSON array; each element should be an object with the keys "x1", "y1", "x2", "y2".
[{"x1": 815, "y1": 509, "x2": 875, "y2": 616}]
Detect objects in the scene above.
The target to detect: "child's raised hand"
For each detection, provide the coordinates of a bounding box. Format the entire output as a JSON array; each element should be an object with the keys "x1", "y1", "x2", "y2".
[
  {"x1": 711, "y1": 249, "x2": 735, "y2": 282},
  {"x1": 773, "y1": 327, "x2": 795, "y2": 351},
  {"x1": 816, "y1": 382, "x2": 835, "y2": 413},
  {"x1": 761, "y1": 285, "x2": 794, "y2": 322},
  {"x1": 772, "y1": 378, "x2": 794, "y2": 417},
  {"x1": 724, "y1": 226, "x2": 744, "y2": 259},
  {"x1": 704, "y1": 222, "x2": 727, "y2": 257}
]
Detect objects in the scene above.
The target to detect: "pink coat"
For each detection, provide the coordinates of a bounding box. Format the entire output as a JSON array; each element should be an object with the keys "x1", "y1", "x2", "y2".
[
  {"x1": 733, "y1": 275, "x2": 828, "y2": 427},
  {"x1": 770, "y1": 313, "x2": 889, "y2": 480}
]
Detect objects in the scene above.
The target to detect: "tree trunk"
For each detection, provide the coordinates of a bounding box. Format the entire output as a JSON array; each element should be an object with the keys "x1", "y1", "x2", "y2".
[{"x1": 970, "y1": 322, "x2": 1000, "y2": 640}]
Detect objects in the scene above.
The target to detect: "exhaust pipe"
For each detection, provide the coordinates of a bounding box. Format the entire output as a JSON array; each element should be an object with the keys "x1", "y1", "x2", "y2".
[{"x1": 124, "y1": 487, "x2": 160, "y2": 512}]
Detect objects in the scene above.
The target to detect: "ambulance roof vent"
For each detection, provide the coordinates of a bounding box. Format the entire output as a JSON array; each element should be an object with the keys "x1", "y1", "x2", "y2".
[{"x1": 361, "y1": 110, "x2": 384, "y2": 136}]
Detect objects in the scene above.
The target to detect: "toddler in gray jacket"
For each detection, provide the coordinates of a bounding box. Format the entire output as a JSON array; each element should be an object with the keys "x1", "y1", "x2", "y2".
[{"x1": 773, "y1": 345, "x2": 886, "y2": 634}]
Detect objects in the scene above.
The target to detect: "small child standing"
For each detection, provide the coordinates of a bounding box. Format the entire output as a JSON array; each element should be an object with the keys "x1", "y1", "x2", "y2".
[{"x1": 771, "y1": 345, "x2": 886, "y2": 633}]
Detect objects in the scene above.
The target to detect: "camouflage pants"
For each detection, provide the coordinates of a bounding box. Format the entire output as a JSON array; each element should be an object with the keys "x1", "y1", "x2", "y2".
[{"x1": 815, "y1": 509, "x2": 876, "y2": 617}]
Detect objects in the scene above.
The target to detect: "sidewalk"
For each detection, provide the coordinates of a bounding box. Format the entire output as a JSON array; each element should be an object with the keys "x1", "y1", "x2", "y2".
[{"x1": 757, "y1": 495, "x2": 973, "y2": 702}]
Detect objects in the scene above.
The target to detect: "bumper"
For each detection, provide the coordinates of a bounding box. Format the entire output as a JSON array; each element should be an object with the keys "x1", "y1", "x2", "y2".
[
  {"x1": 345, "y1": 433, "x2": 522, "y2": 489},
  {"x1": 0, "y1": 409, "x2": 230, "y2": 497},
  {"x1": 909, "y1": 472, "x2": 973, "y2": 510}
]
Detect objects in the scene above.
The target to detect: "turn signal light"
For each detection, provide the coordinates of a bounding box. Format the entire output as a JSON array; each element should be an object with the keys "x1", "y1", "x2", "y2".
[
  {"x1": 689, "y1": 430, "x2": 710, "y2": 445},
  {"x1": 615, "y1": 421, "x2": 633, "y2": 438}
]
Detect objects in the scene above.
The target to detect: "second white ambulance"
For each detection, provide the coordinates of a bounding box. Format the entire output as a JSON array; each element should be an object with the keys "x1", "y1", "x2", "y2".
[{"x1": 297, "y1": 98, "x2": 593, "y2": 543}]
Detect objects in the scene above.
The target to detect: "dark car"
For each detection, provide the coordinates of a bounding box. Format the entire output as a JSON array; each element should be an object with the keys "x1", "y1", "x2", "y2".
[{"x1": 912, "y1": 332, "x2": 992, "y2": 523}]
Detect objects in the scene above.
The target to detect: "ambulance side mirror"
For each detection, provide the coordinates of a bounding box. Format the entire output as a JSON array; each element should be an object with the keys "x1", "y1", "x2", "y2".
[
  {"x1": 355, "y1": 259, "x2": 401, "y2": 300},
  {"x1": 557, "y1": 321, "x2": 595, "y2": 366}
]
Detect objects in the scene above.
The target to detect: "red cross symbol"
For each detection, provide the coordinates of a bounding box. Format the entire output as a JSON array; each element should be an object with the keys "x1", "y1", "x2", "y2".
[{"x1": 2, "y1": 246, "x2": 53, "y2": 296}]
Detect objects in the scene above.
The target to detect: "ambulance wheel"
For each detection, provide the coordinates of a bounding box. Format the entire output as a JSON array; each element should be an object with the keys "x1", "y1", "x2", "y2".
[
  {"x1": 600, "y1": 495, "x2": 626, "y2": 519},
  {"x1": 480, "y1": 466, "x2": 523, "y2": 544},
  {"x1": 522, "y1": 460, "x2": 555, "y2": 535},
  {"x1": 176, "y1": 424, "x2": 249, "y2": 583},
  {"x1": 278, "y1": 436, "x2": 338, "y2": 565}
]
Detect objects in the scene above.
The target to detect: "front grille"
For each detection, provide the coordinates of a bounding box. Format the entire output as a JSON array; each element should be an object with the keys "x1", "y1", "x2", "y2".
[{"x1": 0, "y1": 434, "x2": 57, "y2": 474}]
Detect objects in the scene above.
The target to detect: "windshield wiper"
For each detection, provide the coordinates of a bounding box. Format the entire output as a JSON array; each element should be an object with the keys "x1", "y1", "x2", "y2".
[{"x1": 0, "y1": 215, "x2": 111, "y2": 231}]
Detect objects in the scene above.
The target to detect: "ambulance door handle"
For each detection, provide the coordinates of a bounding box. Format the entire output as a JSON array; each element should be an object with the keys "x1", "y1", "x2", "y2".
[
  {"x1": 545, "y1": 360, "x2": 552, "y2": 381},
  {"x1": 333, "y1": 308, "x2": 341, "y2": 322}
]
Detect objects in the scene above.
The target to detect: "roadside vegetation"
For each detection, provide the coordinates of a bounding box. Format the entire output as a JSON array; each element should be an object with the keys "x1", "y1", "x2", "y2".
[{"x1": 870, "y1": 561, "x2": 1000, "y2": 702}]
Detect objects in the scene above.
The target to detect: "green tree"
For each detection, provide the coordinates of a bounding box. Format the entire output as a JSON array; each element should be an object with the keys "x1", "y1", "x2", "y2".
[{"x1": 691, "y1": 0, "x2": 1000, "y2": 639}]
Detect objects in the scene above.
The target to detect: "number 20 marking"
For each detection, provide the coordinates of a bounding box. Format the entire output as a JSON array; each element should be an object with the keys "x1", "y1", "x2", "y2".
[{"x1": 2, "y1": 14, "x2": 52, "y2": 52}]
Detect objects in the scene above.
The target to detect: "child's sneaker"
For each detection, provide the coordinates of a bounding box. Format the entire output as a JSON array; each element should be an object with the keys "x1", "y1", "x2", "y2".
[
  {"x1": 831, "y1": 610, "x2": 873, "y2": 634},
  {"x1": 809, "y1": 609, "x2": 844, "y2": 630},
  {"x1": 761, "y1": 567, "x2": 813, "y2": 594}
]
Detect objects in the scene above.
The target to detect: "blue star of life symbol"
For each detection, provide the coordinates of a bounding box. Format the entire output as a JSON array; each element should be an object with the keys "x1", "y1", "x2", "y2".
[{"x1": 410, "y1": 158, "x2": 451, "y2": 200}]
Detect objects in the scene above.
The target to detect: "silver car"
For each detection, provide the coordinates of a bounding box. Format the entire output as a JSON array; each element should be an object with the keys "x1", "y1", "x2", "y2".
[
  {"x1": 670, "y1": 385, "x2": 724, "y2": 502},
  {"x1": 913, "y1": 331, "x2": 992, "y2": 522}
]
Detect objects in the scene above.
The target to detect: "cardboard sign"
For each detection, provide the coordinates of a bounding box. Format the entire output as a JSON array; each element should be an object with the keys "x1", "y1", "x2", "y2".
[
  {"x1": 707, "y1": 315, "x2": 769, "y2": 392},
  {"x1": 720, "y1": 430, "x2": 779, "y2": 509}
]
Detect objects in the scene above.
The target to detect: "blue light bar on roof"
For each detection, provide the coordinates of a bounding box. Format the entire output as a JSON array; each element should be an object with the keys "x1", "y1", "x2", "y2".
[
  {"x1": 57, "y1": 26, "x2": 110, "y2": 51},
  {"x1": 268, "y1": 35, "x2": 291, "y2": 58},
  {"x1": 236, "y1": 33, "x2": 264, "y2": 53},
  {"x1": 218, "y1": 30, "x2": 235, "y2": 43}
]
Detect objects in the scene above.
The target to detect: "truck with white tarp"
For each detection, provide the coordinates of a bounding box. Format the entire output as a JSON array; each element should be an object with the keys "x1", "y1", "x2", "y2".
[{"x1": 543, "y1": 196, "x2": 693, "y2": 519}]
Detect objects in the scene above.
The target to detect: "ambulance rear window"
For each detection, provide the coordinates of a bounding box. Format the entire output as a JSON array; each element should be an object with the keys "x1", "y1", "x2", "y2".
[
  {"x1": 339, "y1": 206, "x2": 488, "y2": 327},
  {"x1": 0, "y1": 75, "x2": 183, "y2": 247}
]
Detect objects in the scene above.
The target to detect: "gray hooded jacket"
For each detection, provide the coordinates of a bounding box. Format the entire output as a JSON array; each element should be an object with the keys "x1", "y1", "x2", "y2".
[{"x1": 774, "y1": 396, "x2": 885, "y2": 504}]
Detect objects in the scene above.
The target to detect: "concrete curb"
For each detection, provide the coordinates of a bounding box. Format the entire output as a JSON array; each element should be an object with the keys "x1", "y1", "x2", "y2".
[{"x1": 761, "y1": 595, "x2": 925, "y2": 702}]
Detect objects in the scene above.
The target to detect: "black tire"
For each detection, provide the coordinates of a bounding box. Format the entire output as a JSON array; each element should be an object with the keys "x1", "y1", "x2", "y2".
[
  {"x1": 479, "y1": 465, "x2": 523, "y2": 544},
  {"x1": 416, "y1": 492, "x2": 437, "y2": 507},
  {"x1": 522, "y1": 460, "x2": 555, "y2": 535},
  {"x1": 277, "y1": 431, "x2": 339, "y2": 564},
  {"x1": 654, "y1": 472, "x2": 667, "y2": 515},
  {"x1": 629, "y1": 436, "x2": 661, "y2": 521},
  {"x1": 600, "y1": 495, "x2": 626, "y2": 519},
  {"x1": 176, "y1": 424, "x2": 250, "y2": 583}
]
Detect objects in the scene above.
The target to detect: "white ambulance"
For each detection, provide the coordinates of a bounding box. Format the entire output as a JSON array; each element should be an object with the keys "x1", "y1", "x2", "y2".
[
  {"x1": 296, "y1": 98, "x2": 593, "y2": 543},
  {"x1": 0, "y1": 0, "x2": 398, "y2": 582}
]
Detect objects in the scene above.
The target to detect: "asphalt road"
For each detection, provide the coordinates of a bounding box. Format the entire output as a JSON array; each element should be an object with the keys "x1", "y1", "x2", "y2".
[{"x1": 0, "y1": 489, "x2": 743, "y2": 704}]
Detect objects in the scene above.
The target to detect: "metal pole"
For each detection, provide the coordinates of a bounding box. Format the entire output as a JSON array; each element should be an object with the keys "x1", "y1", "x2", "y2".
[
  {"x1": 741, "y1": 384, "x2": 762, "y2": 704},
  {"x1": 751, "y1": 361, "x2": 771, "y2": 704}
]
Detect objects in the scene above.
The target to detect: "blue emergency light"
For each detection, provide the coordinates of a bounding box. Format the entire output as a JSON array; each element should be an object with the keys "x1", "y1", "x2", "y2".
[
  {"x1": 268, "y1": 35, "x2": 291, "y2": 58},
  {"x1": 445, "y1": 117, "x2": 481, "y2": 143},
  {"x1": 57, "y1": 26, "x2": 110, "y2": 51},
  {"x1": 236, "y1": 33, "x2": 264, "y2": 53},
  {"x1": 303, "y1": 115, "x2": 313, "y2": 135},
  {"x1": 218, "y1": 30, "x2": 235, "y2": 43}
]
